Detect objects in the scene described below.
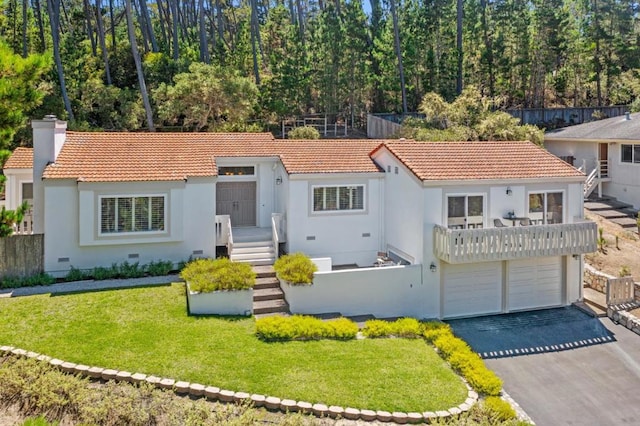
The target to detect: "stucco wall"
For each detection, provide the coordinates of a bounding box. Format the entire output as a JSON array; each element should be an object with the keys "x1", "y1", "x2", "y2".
[
  {"x1": 3, "y1": 169, "x2": 32, "y2": 210},
  {"x1": 545, "y1": 140, "x2": 598, "y2": 173},
  {"x1": 43, "y1": 178, "x2": 216, "y2": 275},
  {"x1": 282, "y1": 264, "x2": 429, "y2": 318},
  {"x1": 604, "y1": 143, "x2": 640, "y2": 209},
  {"x1": 285, "y1": 175, "x2": 384, "y2": 266}
]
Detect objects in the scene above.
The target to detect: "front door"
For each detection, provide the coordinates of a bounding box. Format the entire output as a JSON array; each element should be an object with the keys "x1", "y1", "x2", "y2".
[
  {"x1": 599, "y1": 143, "x2": 609, "y2": 177},
  {"x1": 216, "y1": 182, "x2": 257, "y2": 226}
]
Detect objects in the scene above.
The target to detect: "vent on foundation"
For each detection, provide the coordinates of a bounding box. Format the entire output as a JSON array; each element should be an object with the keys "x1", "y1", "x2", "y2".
[
  {"x1": 306, "y1": 236, "x2": 316, "y2": 241},
  {"x1": 58, "y1": 257, "x2": 69, "y2": 263},
  {"x1": 128, "y1": 253, "x2": 139, "y2": 259},
  {"x1": 192, "y1": 250, "x2": 203, "y2": 255},
  {"x1": 362, "y1": 233, "x2": 371, "y2": 237}
]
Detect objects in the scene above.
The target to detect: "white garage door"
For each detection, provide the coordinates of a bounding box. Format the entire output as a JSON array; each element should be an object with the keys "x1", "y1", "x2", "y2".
[
  {"x1": 443, "y1": 262, "x2": 502, "y2": 319},
  {"x1": 508, "y1": 256, "x2": 563, "y2": 311}
]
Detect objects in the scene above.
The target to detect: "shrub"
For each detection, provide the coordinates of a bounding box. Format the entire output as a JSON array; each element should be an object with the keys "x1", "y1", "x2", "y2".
[
  {"x1": 619, "y1": 265, "x2": 631, "y2": 277},
  {"x1": 64, "y1": 266, "x2": 90, "y2": 282},
  {"x1": 288, "y1": 126, "x2": 320, "y2": 139},
  {"x1": 422, "y1": 321, "x2": 451, "y2": 343},
  {"x1": 181, "y1": 258, "x2": 255, "y2": 292},
  {"x1": 362, "y1": 319, "x2": 393, "y2": 338},
  {"x1": 118, "y1": 261, "x2": 146, "y2": 279},
  {"x1": 255, "y1": 315, "x2": 358, "y2": 341},
  {"x1": 273, "y1": 253, "x2": 317, "y2": 285},
  {"x1": 392, "y1": 317, "x2": 422, "y2": 338},
  {"x1": 147, "y1": 260, "x2": 174, "y2": 276},
  {"x1": 92, "y1": 264, "x2": 119, "y2": 281},
  {"x1": 0, "y1": 273, "x2": 56, "y2": 289},
  {"x1": 429, "y1": 326, "x2": 503, "y2": 396},
  {"x1": 483, "y1": 396, "x2": 516, "y2": 421}
]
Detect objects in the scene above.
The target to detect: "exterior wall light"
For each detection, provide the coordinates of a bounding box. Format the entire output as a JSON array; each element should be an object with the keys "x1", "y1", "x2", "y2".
[
  {"x1": 506, "y1": 187, "x2": 513, "y2": 196},
  {"x1": 276, "y1": 176, "x2": 283, "y2": 185},
  {"x1": 430, "y1": 262, "x2": 437, "y2": 272}
]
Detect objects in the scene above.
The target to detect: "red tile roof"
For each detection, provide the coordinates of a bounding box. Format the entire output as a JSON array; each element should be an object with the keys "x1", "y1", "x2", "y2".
[
  {"x1": 4, "y1": 147, "x2": 33, "y2": 169},
  {"x1": 42, "y1": 132, "x2": 384, "y2": 181},
  {"x1": 375, "y1": 141, "x2": 584, "y2": 181}
]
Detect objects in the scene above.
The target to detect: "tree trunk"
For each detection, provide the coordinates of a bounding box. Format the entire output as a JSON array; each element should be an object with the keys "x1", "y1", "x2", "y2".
[
  {"x1": 156, "y1": 0, "x2": 170, "y2": 51},
  {"x1": 250, "y1": 0, "x2": 260, "y2": 84},
  {"x1": 133, "y1": 0, "x2": 150, "y2": 53},
  {"x1": 480, "y1": 0, "x2": 494, "y2": 97},
  {"x1": 84, "y1": 0, "x2": 98, "y2": 55},
  {"x1": 125, "y1": 0, "x2": 154, "y2": 130},
  {"x1": 22, "y1": 0, "x2": 28, "y2": 57},
  {"x1": 456, "y1": 0, "x2": 463, "y2": 95},
  {"x1": 389, "y1": 0, "x2": 407, "y2": 114},
  {"x1": 95, "y1": 0, "x2": 113, "y2": 85},
  {"x1": 295, "y1": 0, "x2": 305, "y2": 41},
  {"x1": 139, "y1": 0, "x2": 158, "y2": 52},
  {"x1": 215, "y1": 0, "x2": 224, "y2": 45},
  {"x1": 198, "y1": 0, "x2": 209, "y2": 62},
  {"x1": 33, "y1": 0, "x2": 46, "y2": 51},
  {"x1": 47, "y1": 0, "x2": 75, "y2": 121},
  {"x1": 169, "y1": 0, "x2": 180, "y2": 59},
  {"x1": 109, "y1": 0, "x2": 117, "y2": 51}
]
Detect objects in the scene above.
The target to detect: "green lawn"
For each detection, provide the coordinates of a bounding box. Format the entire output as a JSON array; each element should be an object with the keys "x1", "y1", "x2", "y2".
[{"x1": 0, "y1": 283, "x2": 468, "y2": 412}]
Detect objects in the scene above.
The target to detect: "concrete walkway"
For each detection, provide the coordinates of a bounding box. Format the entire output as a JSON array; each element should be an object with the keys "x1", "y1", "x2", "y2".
[
  {"x1": 0, "y1": 274, "x2": 181, "y2": 298},
  {"x1": 448, "y1": 307, "x2": 640, "y2": 425}
]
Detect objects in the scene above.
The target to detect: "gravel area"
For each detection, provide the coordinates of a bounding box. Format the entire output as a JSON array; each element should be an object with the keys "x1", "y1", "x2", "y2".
[{"x1": 0, "y1": 275, "x2": 182, "y2": 298}]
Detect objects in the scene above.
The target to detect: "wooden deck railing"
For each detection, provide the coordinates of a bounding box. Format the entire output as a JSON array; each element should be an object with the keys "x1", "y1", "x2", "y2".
[
  {"x1": 434, "y1": 221, "x2": 597, "y2": 264},
  {"x1": 607, "y1": 277, "x2": 636, "y2": 305}
]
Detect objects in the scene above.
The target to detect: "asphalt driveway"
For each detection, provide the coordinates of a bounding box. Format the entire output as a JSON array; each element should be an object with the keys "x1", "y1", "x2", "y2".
[{"x1": 447, "y1": 307, "x2": 640, "y2": 425}]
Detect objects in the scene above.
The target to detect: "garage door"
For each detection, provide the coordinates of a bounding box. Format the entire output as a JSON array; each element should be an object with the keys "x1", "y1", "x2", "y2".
[
  {"x1": 443, "y1": 262, "x2": 502, "y2": 319},
  {"x1": 508, "y1": 256, "x2": 563, "y2": 311}
]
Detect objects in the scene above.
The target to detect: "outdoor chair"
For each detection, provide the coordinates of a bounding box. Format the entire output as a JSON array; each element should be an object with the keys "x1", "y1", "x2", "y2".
[
  {"x1": 519, "y1": 218, "x2": 531, "y2": 226},
  {"x1": 494, "y1": 218, "x2": 507, "y2": 228}
]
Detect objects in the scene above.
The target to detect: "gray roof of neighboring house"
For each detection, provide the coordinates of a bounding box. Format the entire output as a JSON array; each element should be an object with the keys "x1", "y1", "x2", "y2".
[{"x1": 545, "y1": 112, "x2": 640, "y2": 141}]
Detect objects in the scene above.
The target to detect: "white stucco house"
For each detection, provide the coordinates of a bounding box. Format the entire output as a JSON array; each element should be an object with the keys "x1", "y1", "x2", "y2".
[
  {"x1": 545, "y1": 112, "x2": 640, "y2": 208},
  {"x1": 3, "y1": 116, "x2": 597, "y2": 319}
]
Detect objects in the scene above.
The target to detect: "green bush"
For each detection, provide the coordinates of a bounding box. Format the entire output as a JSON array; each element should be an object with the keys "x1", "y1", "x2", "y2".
[
  {"x1": 92, "y1": 264, "x2": 119, "y2": 281},
  {"x1": 429, "y1": 327, "x2": 503, "y2": 397},
  {"x1": 255, "y1": 315, "x2": 358, "y2": 341},
  {"x1": 181, "y1": 258, "x2": 255, "y2": 292},
  {"x1": 362, "y1": 319, "x2": 393, "y2": 338},
  {"x1": 392, "y1": 317, "x2": 423, "y2": 338},
  {"x1": 288, "y1": 126, "x2": 320, "y2": 139},
  {"x1": 483, "y1": 396, "x2": 517, "y2": 421},
  {"x1": 64, "y1": 266, "x2": 90, "y2": 282},
  {"x1": 147, "y1": 260, "x2": 174, "y2": 276},
  {"x1": 118, "y1": 261, "x2": 146, "y2": 279},
  {"x1": 21, "y1": 416, "x2": 60, "y2": 426},
  {"x1": 422, "y1": 321, "x2": 451, "y2": 343},
  {"x1": 0, "y1": 272, "x2": 56, "y2": 289},
  {"x1": 273, "y1": 253, "x2": 317, "y2": 285}
]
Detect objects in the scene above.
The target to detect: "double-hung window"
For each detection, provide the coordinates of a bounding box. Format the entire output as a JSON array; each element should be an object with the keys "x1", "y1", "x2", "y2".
[
  {"x1": 313, "y1": 185, "x2": 364, "y2": 212},
  {"x1": 100, "y1": 196, "x2": 165, "y2": 234}
]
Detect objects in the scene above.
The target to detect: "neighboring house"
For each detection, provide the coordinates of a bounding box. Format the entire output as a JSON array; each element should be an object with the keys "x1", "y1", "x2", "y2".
[
  {"x1": 545, "y1": 112, "x2": 640, "y2": 208},
  {"x1": 3, "y1": 116, "x2": 597, "y2": 319},
  {"x1": 3, "y1": 147, "x2": 34, "y2": 233}
]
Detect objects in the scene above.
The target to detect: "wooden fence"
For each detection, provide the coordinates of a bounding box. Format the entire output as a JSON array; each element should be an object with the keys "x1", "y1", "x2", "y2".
[
  {"x1": 607, "y1": 277, "x2": 636, "y2": 305},
  {"x1": 0, "y1": 234, "x2": 44, "y2": 279}
]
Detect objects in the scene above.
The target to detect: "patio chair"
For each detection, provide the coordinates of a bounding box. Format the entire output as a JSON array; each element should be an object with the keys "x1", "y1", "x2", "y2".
[
  {"x1": 519, "y1": 218, "x2": 531, "y2": 226},
  {"x1": 494, "y1": 218, "x2": 507, "y2": 228}
]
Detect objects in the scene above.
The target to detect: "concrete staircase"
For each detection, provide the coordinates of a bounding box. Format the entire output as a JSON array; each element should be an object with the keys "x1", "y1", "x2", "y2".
[
  {"x1": 585, "y1": 197, "x2": 638, "y2": 230},
  {"x1": 252, "y1": 265, "x2": 290, "y2": 317},
  {"x1": 230, "y1": 241, "x2": 276, "y2": 266}
]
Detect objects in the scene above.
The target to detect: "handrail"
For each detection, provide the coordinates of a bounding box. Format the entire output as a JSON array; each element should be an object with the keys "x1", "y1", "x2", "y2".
[
  {"x1": 434, "y1": 221, "x2": 597, "y2": 264},
  {"x1": 226, "y1": 216, "x2": 233, "y2": 255},
  {"x1": 271, "y1": 214, "x2": 280, "y2": 259},
  {"x1": 584, "y1": 167, "x2": 599, "y2": 197}
]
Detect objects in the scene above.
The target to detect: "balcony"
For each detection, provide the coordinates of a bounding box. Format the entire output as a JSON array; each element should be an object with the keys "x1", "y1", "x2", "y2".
[{"x1": 434, "y1": 221, "x2": 597, "y2": 264}]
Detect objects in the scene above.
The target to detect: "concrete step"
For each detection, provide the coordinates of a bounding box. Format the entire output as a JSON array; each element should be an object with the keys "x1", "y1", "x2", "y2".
[
  {"x1": 583, "y1": 287, "x2": 607, "y2": 312},
  {"x1": 253, "y1": 287, "x2": 285, "y2": 302},
  {"x1": 232, "y1": 241, "x2": 273, "y2": 248},
  {"x1": 573, "y1": 301, "x2": 606, "y2": 318},
  {"x1": 254, "y1": 277, "x2": 279, "y2": 289},
  {"x1": 233, "y1": 257, "x2": 275, "y2": 266},
  {"x1": 585, "y1": 197, "x2": 633, "y2": 210},
  {"x1": 253, "y1": 265, "x2": 276, "y2": 278},
  {"x1": 253, "y1": 298, "x2": 289, "y2": 315},
  {"x1": 231, "y1": 245, "x2": 275, "y2": 255},
  {"x1": 583, "y1": 299, "x2": 607, "y2": 317},
  {"x1": 254, "y1": 312, "x2": 291, "y2": 319},
  {"x1": 609, "y1": 217, "x2": 639, "y2": 229},
  {"x1": 595, "y1": 209, "x2": 630, "y2": 219}
]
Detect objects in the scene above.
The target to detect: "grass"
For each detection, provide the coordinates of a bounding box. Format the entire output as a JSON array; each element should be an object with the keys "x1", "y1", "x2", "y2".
[{"x1": 0, "y1": 284, "x2": 468, "y2": 412}]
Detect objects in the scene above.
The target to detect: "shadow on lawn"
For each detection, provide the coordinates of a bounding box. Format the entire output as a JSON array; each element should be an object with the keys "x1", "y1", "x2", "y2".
[{"x1": 446, "y1": 307, "x2": 616, "y2": 359}]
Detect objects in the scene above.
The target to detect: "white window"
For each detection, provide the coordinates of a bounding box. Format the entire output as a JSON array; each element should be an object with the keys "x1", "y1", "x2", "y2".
[
  {"x1": 528, "y1": 192, "x2": 563, "y2": 224},
  {"x1": 100, "y1": 196, "x2": 165, "y2": 234},
  {"x1": 447, "y1": 195, "x2": 484, "y2": 229},
  {"x1": 313, "y1": 185, "x2": 364, "y2": 212}
]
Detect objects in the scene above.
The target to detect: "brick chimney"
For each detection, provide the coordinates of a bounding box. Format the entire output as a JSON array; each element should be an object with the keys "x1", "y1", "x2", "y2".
[{"x1": 31, "y1": 116, "x2": 67, "y2": 234}]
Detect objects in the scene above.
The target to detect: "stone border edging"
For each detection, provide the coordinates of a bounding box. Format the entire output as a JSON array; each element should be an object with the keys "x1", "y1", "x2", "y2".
[{"x1": 0, "y1": 345, "x2": 478, "y2": 423}]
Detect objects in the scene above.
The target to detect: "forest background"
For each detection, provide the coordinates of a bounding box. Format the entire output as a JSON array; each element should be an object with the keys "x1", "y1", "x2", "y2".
[{"x1": 1, "y1": 0, "x2": 639, "y2": 149}]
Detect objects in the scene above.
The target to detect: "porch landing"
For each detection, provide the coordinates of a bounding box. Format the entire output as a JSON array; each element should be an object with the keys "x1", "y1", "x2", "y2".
[{"x1": 232, "y1": 227, "x2": 271, "y2": 243}]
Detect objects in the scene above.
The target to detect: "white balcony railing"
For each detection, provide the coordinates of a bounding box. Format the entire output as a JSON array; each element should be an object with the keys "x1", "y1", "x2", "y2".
[
  {"x1": 13, "y1": 214, "x2": 33, "y2": 235},
  {"x1": 434, "y1": 222, "x2": 597, "y2": 264}
]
